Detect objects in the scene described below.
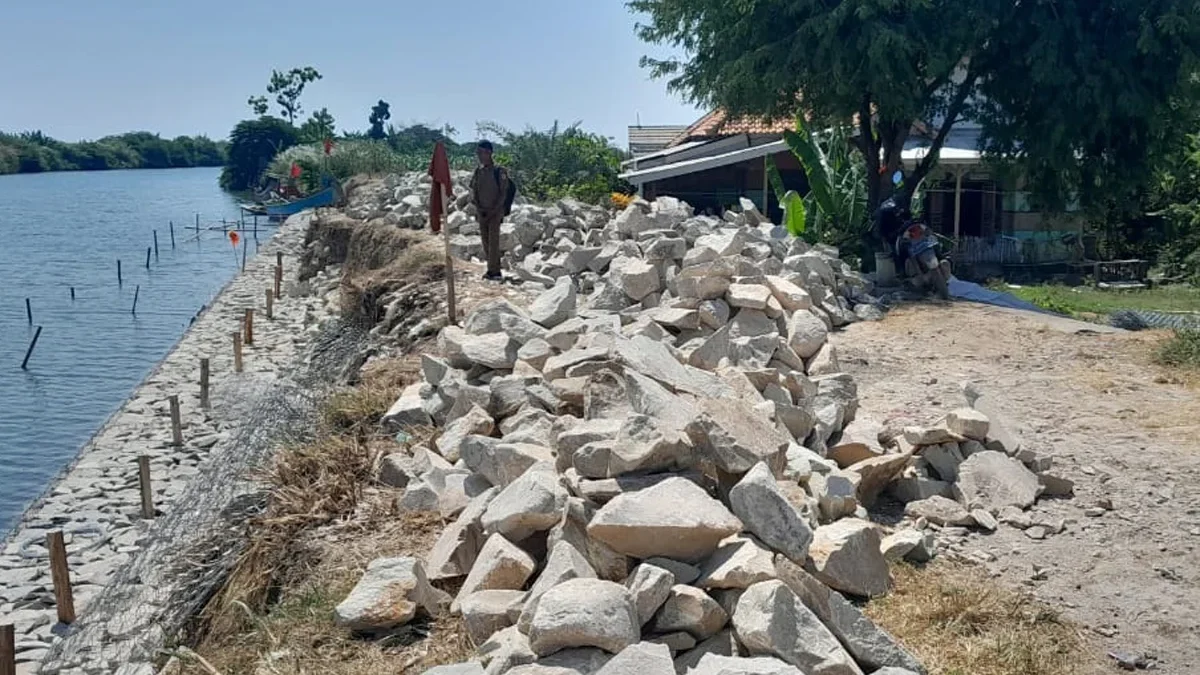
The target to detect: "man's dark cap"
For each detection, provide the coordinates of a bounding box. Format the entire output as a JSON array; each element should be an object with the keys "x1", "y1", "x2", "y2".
[{"x1": 477, "y1": 140, "x2": 494, "y2": 151}]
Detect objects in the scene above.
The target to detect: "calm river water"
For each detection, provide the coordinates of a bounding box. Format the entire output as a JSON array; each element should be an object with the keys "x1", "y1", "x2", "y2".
[{"x1": 0, "y1": 167, "x2": 267, "y2": 532}]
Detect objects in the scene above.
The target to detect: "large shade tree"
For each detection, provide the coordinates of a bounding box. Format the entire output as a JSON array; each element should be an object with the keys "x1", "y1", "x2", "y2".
[{"x1": 630, "y1": 0, "x2": 1200, "y2": 213}]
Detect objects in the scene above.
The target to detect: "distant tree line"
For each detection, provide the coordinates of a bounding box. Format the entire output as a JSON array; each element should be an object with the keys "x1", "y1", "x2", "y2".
[{"x1": 0, "y1": 131, "x2": 227, "y2": 175}]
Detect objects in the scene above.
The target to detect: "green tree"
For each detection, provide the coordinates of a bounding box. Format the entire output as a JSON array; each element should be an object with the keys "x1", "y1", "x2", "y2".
[
  {"x1": 265, "y1": 67, "x2": 322, "y2": 124},
  {"x1": 248, "y1": 96, "x2": 268, "y2": 117},
  {"x1": 368, "y1": 100, "x2": 391, "y2": 140},
  {"x1": 630, "y1": 0, "x2": 1200, "y2": 214},
  {"x1": 299, "y1": 108, "x2": 336, "y2": 143},
  {"x1": 219, "y1": 117, "x2": 299, "y2": 191},
  {"x1": 478, "y1": 121, "x2": 630, "y2": 203}
]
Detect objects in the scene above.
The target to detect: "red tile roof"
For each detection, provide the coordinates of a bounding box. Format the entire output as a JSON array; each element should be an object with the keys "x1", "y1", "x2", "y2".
[{"x1": 668, "y1": 110, "x2": 796, "y2": 146}]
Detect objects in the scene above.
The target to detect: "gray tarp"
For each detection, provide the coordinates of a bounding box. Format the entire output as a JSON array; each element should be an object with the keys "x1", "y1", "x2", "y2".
[{"x1": 948, "y1": 277, "x2": 1052, "y2": 314}]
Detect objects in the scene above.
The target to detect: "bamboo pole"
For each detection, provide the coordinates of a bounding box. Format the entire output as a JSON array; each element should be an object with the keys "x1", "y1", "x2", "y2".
[
  {"x1": 117, "y1": 260, "x2": 123, "y2": 286},
  {"x1": 24, "y1": 298, "x2": 31, "y2": 325},
  {"x1": 137, "y1": 455, "x2": 154, "y2": 519},
  {"x1": 46, "y1": 531, "x2": 75, "y2": 624},
  {"x1": 441, "y1": 189, "x2": 457, "y2": 325},
  {"x1": 170, "y1": 220, "x2": 176, "y2": 248},
  {"x1": 265, "y1": 288, "x2": 274, "y2": 320},
  {"x1": 244, "y1": 309, "x2": 254, "y2": 346},
  {"x1": 168, "y1": 394, "x2": 183, "y2": 446},
  {"x1": 20, "y1": 327, "x2": 42, "y2": 370},
  {"x1": 131, "y1": 285, "x2": 140, "y2": 315},
  {"x1": 233, "y1": 332, "x2": 243, "y2": 373},
  {"x1": 153, "y1": 230, "x2": 160, "y2": 259},
  {"x1": 199, "y1": 358, "x2": 210, "y2": 409},
  {"x1": 145, "y1": 247, "x2": 152, "y2": 269},
  {"x1": 0, "y1": 623, "x2": 13, "y2": 675},
  {"x1": 274, "y1": 264, "x2": 283, "y2": 299}
]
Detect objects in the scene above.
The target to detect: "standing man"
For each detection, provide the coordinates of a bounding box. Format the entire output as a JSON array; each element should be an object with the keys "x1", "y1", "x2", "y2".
[{"x1": 469, "y1": 140, "x2": 511, "y2": 281}]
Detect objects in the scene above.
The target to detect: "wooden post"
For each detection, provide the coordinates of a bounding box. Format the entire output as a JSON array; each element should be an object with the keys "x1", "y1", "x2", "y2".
[
  {"x1": 199, "y1": 358, "x2": 210, "y2": 409},
  {"x1": 20, "y1": 326, "x2": 42, "y2": 370},
  {"x1": 233, "y1": 332, "x2": 243, "y2": 373},
  {"x1": 0, "y1": 623, "x2": 13, "y2": 675},
  {"x1": 265, "y1": 288, "x2": 274, "y2": 319},
  {"x1": 153, "y1": 230, "x2": 160, "y2": 259},
  {"x1": 137, "y1": 455, "x2": 154, "y2": 519},
  {"x1": 276, "y1": 251, "x2": 283, "y2": 270},
  {"x1": 117, "y1": 259, "x2": 123, "y2": 286},
  {"x1": 244, "y1": 309, "x2": 254, "y2": 345},
  {"x1": 168, "y1": 394, "x2": 183, "y2": 446},
  {"x1": 46, "y1": 531, "x2": 75, "y2": 624},
  {"x1": 25, "y1": 298, "x2": 31, "y2": 325},
  {"x1": 441, "y1": 189, "x2": 458, "y2": 325},
  {"x1": 131, "y1": 285, "x2": 140, "y2": 315},
  {"x1": 241, "y1": 236, "x2": 248, "y2": 272},
  {"x1": 170, "y1": 220, "x2": 176, "y2": 248},
  {"x1": 145, "y1": 247, "x2": 152, "y2": 269},
  {"x1": 195, "y1": 213, "x2": 200, "y2": 232},
  {"x1": 274, "y1": 264, "x2": 283, "y2": 299}
]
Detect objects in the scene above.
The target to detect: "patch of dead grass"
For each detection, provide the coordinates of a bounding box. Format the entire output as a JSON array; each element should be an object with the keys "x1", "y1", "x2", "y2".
[{"x1": 867, "y1": 562, "x2": 1100, "y2": 675}]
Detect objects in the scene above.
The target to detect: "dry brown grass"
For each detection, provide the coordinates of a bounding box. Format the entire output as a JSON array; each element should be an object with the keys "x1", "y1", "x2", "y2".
[
  {"x1": 339, "y1": 227, "x2": 444, "y2": 325},
  {"x1": 867, "y1": 562, "x2": 1101, "y2": 675},
  {"x1": 174, "y1": 353, "x2": 462, "y2": 674}
]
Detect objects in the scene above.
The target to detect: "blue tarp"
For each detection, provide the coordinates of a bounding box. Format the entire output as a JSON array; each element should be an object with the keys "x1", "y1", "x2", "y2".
[{"x1": 948, "y1": 277, "x2": 1054, "y2": 314}]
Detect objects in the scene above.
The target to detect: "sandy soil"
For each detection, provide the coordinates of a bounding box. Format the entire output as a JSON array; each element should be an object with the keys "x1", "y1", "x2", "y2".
[{"x1": 835, "y1": 302, "x2": 1200, "y2": 674}]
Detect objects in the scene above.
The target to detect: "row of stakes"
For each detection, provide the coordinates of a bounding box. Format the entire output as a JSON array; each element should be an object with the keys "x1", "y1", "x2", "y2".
[
  {"x1": 20, "y1": 216, "x2": 268, "y2": 371},
  {"x1": 1, "y1": 253, "x2": 286, "y2": 674}
]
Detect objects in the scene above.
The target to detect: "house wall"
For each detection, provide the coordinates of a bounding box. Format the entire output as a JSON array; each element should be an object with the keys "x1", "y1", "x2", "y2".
[{"x1": 643, "y1": 151, "x2": 807, "y2": 221}]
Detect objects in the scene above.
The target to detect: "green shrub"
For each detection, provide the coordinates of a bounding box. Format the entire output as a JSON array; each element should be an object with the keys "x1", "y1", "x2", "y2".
[{"x1": 1155, "y1": 329, "x2": 1200, "y2": 369}]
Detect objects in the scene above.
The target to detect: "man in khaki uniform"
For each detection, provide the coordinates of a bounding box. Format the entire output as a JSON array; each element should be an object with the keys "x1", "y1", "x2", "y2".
[{"x1": 469, "y1": 140, "x2": 510, "y2": 281}]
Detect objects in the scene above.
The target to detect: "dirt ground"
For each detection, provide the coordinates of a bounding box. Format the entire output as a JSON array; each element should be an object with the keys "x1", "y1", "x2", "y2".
[{"x1": 836, "y1": 302, "x2": 1200, "y2": 674}]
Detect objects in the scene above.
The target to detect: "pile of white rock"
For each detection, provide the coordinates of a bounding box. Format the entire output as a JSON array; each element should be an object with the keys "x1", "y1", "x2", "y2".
[{"x1": 325, "y1": 187, "x2": 964, "y2": 675}]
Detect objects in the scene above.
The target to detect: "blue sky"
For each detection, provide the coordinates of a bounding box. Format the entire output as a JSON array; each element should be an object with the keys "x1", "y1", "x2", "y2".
[{"x1": 0, "y1": 1, "x2": 701, "y2": 146}]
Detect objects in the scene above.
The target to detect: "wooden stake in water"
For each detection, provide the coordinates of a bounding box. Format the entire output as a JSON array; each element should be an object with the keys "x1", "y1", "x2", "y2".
[
  {"x1": 153, "y1": 230, "x2": 160, "y2": 259},
  {"x1": 199, "y1": 358, "x2": 210, "y2": 409},
  {"x1": 117, "y1": 260, "x2": 123, "y2": 286},
  {"x1": 20, "y1": 326, "x2": 42, "y2": 370},
  {"x1": 265, "y1": 288, "x2": 274, "y2": 320},
  {"x1": 168, "y1": 394, "x2": 183, "y2": 446},
  {"x1": 195, "y1": 213, "x2": 200, "y2": 232},
  {"x1": 137, "y1": 455, "x2": 154, "y2": 519},
  {"x1": 0, "y1": 622, "x2": 14, "y2": 675},
  {"x1": 25, "y1": 298, "x2": 31, "y2": 325},
  {"x1": 46, "y1": 530, "x2": 75, "y2": 624},
  {"x1": 233, "y1": 332, "x2": 243, "y2": 373},
  {"x1": 131, "y1": 285, "x2": 140, "y2": 315},
  {"x1": 70, "y1": 287, "x2": 75, "y2": 301},
  {"x1": 244, "y1": 309, "x2": 254, "y2": 345},
  {"x1": 170, "y1": 220, "x2": 176, "y2": 248},
  {"x1": 145, "y1": 247, "x2": 152, "y2": 269}
]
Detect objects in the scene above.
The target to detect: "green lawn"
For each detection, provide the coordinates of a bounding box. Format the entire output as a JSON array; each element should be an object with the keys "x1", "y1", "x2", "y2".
[{"x1": 994, "y1": 283, "x2": 1200, "y2": 316}]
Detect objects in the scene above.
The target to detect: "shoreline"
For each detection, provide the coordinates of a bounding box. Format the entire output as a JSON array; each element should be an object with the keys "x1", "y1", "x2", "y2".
[{"x1": 0, "y1": 210, "x2": 338, "y2": 671}]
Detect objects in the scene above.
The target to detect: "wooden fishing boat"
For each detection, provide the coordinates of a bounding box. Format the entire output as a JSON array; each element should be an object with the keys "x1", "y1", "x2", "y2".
[{"x1": 264, "y1": 186, "x2": 338, "y2": 217}]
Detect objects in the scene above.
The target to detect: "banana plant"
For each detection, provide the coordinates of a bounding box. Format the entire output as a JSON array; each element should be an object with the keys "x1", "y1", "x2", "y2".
[{"x1": 766, "y1": 115, "x2": 869, "y2": 248}]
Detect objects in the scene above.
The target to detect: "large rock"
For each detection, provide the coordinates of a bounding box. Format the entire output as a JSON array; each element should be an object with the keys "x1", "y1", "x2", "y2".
[
  {"x1": 920, "y1": 442, "x2": 964, "y2": 482},
  {"x1": 587, "y1": 477, "x2": 743, "y2": 563},
  {"x1": 613, "y1": 336, "x2": 733, "y2": 399},
  {"x1": 673, "y1": 631, "x2": 739, "y2": 674},
  {"x1": 650, "y1": 585, "x2": 729, "y2": 641},
  {"x1": 690, "y1": 654, "x2": 805, "y2": 675},
  {"x1": 903, "y1": 496, "x2": 974, "y2": 527},
  {"x1": 461, "y1": 436, "x2": 555, "y2": 487},
  {"x1": 807, "y1": 519, "x2": 890, "y2": 598},
  {"x1": 550, "y1": 497, "x2": 632, "y2": 583},
  {"x1": 478, "y1": 626, "x2": 537, "y2": 674},
  {"x1": 687, "y1": 399, "x2": 791, "y2": 476},
  {"x1": 594, "y1": 642, "x2": 675, "y2": 675},
  {"x1": 954, "y1": 451, "x2": 1041, "y2": 512},
  {"x1": 731, "y1": 580, "x2": 863, "y2": 675},
  {"x1": 626, "y1": 563, "x2": 675, "y2": 626},
  {"x1": 574, "y1": 414, "x2": 693, "y2": 479},
  {"x1": 764, "y1": 276, "x2": 813, "y2": 312},
  {"x1": 454, "y1": 534, "x2": 538, "y2": 612},
  {"x1": 946, "y1": 407, "x2": 990, "y2": 441},
  {"x1": 383, "y1": 383, "x2": 433, "y2": 428},
  {"x1": 482, "y1": 465, "x2": 568, "y2": 541},
  {"x1": 517, "y1": 540, "x2": 600, "y2": 633},
  {"x1": 775, "y1": 558, "x2": 925, "y2": 674},
  {"x1": 847, "y1": 452, "x2": 912, "y2": 508},
  {"x1": 728, "y1": 463, "x2": 812, "y2": 565},
  {"x1": 334, "y1": 557, "x2": 448, "y2": 631},
  {"x1": 531, "y1": 277, "x2": 579, "y2": 328},
  {"x1": 610, "y1": 256, "x2": 662, "y2": 301},
  {"x1": 528, "y1": 579, "x2": 640, "y2": 656},
  {"x1": 696, "y1": 535, "x2": 777, "y2": 590},
  {"x1": 437, "y1": 405, "x2": 494, "y2": 463},
  {"x1": 426, "y1": 488, "x2": 498, "y2": 580},
  {"x1": 727, "y1": 284, "x2": 773, "y2": 310},
  {"x1": 460, "y1": 590, "x2": 528, "y2": 645},
  {"x1": 440, "y1": 327, "x2": 520, "y2": 370},
  {"x1": 786, "y1": 311, "x2": 829, "y2": 360}
]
